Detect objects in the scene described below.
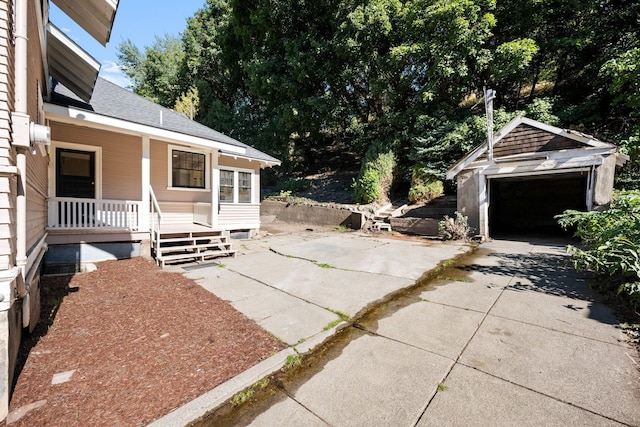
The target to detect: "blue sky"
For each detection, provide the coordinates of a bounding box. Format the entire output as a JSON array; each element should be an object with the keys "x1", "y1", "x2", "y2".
[{"x1": 50, "y1": 0, "x2": 207, "y2": 88}]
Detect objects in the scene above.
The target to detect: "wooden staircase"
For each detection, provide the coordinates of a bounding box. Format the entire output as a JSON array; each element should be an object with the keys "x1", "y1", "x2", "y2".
[{"x1": 153, "y1": 229, "x2": 236, "y2": 268}]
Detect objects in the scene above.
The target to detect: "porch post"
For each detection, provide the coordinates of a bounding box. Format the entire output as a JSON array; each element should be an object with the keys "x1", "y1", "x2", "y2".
[
  {"x1": 141, "y1": 136, "x2": 150, "y2": 231},
  {"x1": 210, "y1": 150, "x2": 219, "y2": 228}
]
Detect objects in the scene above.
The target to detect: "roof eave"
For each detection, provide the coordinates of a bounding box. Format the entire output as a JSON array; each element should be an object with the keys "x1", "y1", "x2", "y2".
[{"x1": 44, "y1": 102, "x2": 246, "y2": 155}]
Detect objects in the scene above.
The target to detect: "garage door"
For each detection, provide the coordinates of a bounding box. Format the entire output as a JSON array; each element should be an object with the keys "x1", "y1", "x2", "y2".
[{"x1": 488, "y1": 172, "x2": 588, "y2": 236}]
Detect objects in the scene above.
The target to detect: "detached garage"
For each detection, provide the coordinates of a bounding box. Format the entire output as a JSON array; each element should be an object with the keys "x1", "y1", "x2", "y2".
[{"x1": 446, "y1": 116, "x2": 628, "y2": 238}]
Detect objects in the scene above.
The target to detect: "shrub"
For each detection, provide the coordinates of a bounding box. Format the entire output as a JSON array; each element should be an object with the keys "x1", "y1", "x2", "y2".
[
  {"x1": 439, "y1": 212, "x2": 472, "y2": 240},
  {"x1": 408, "y1": 168, "x2": 444, "y2": 204},
  {"x1": 353, "y1": 142, "x2": 396, "y2": 204},
  {"x1": 556, "y1": 190, "x2": 640, "y2": 310},
  {"x1": 279, "y1": 177, "x2": 311, "y2": 193}
]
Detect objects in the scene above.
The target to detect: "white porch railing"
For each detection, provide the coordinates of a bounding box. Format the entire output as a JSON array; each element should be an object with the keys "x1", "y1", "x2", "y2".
[{"x1": 48, "y1": 197, "x2": 143, "y2": 230}]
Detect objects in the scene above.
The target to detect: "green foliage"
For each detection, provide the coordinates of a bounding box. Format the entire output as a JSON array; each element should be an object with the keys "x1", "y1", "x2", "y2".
[
  {"x1": 279, "y1": 178, "x2": 312, "y2": 193},
  {"x1": 556, "y1": 191, "x2": 640, "y2": 310},
  {"x1": 121, "y1": 0, "x2": 639, "y2": 184},
  {"x1": 354, "y1": 142, "x2": 396, "y2": 204},
  {"x1": 408, "y1": 168, "x2": 444, "y2": 204},
  {"x1": 439, "y1": 212, "x2": 473, "y2": 241},
  {"x1": 285, "y1": 353, "x2": 302, "y2": 369},
  {"x1": 116, "y1": 35, "x2": 185, "y2": 107}
]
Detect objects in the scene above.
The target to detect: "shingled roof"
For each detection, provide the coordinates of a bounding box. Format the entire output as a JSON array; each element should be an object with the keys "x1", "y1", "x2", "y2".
[{"x1": 49, "y1": 77, "x2": 280, "y2": 164}]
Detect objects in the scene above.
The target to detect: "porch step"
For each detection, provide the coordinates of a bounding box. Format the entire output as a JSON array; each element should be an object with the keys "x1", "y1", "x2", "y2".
[{"x1": 153, "y1": 229, "x2": 236, "y2": 268}]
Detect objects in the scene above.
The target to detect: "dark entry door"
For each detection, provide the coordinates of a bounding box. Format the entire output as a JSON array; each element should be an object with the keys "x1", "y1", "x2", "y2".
[{"x1": 56, "y1": 148, "x2": 95, "y2": 198}]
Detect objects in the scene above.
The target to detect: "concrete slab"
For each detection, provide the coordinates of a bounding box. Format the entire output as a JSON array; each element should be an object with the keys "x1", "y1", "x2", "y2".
[
  {"x1": 247, "y1": 394, "x2": 328, "y2": 426},
  {"x1": 460, "y1": 315, "x2": 640, "y2": 425},
  {"x1": 256, "y1": 303, "x2": 338, "y2": 346},
  {"x1": 184, "y1": 267, "x2": 272, "y2": 303},
  {"x1": 287, "y1": 332, "x2": 453, "y2": 426},
  {"x1": 272, "y1": 234, "x2": 469, "y2": 280},
  {"x1": 420, "y1": 279, "x2": 504, "y2": 313},
  {"x1": 371, "y1": 300, "x2": 485, "y2": 359},
  {"x1": 493, "y1": 286, "x2": 625, "y2": 344},
  {"x1": 225, "y1": 250, "x2": 413, "y2": 317},
  {"x1": 420, "y1": 364, "x2": 624, "y2": 426}
]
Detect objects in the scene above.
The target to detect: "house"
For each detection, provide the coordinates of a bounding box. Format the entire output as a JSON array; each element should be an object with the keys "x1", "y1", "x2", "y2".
[
  {"x1": 446, "y1": 116, "x2": 627, "y2": 238},
  {"x1": 0, "y1": 0, "x2": 279, "y2": 419},
  {"x1": 45, "y1": 77, "x2": 280, "y2": 269}
]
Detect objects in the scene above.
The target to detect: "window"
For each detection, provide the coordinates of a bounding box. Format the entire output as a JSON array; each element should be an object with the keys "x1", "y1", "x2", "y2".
[
  {"x1": 220, "y1": 170, "x2": 234, "y2": 202},
  {"x1": 239, "y1": 172, "x2": 251, "y2": 203},
  {"x1": 219, "y1": 169, "x2": 253, "y2": 203},
  {"x1": 171, "y1": 149, "x2": 206, "y2": 189}
]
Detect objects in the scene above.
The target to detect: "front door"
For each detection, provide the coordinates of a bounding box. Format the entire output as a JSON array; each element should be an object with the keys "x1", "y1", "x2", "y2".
[{"x1": 56, "y1": 148, "x2": 95, "y2": 198}]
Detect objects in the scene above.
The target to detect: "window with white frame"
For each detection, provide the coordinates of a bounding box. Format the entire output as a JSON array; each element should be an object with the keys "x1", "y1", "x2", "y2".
[
  {"x1": 219, "y1": 169, "x2": 253, "y2": 203},
  {"x1": 170, "y1": 148, "x2": 207, "y2": 189}
]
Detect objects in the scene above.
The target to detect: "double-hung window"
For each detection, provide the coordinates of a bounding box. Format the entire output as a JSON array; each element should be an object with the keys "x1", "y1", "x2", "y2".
[
  {"x1": 170, "y1": 148, "x2": 207, "y2": 189},
  {"x1": 219, "y1": 169, "x2": 253, "y2": 203}
]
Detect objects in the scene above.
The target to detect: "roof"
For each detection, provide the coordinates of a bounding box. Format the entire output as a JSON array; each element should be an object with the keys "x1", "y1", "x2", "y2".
[
  {"x1": 47, "y1": 23, "x2": 100, "y2": 103},
  {"x1": 50, "y1": 0, "x2": 119, "y2": 46},
  {"x1": 48, "y1": 78, "x2": 281, "y2": 165},
  {"x1": 445, "y1": 116, "x2": 619, "y2": 180}
]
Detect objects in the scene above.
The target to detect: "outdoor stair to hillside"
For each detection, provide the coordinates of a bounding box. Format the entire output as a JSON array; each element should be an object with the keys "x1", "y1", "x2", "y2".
[
  {"x1": 389, "y1": 195, "x2": 457, "y2": 236},
  {"x1": 372, "y1": 200, "x2": 409, "y2": 231},
  {"x1": 153, "y1": 229, "x2": 236, "y2": 268}
]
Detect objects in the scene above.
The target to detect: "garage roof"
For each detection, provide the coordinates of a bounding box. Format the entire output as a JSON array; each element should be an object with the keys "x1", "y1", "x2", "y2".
[{"x1": 446, "y1": 116, "x2": 621, "y2": 180}]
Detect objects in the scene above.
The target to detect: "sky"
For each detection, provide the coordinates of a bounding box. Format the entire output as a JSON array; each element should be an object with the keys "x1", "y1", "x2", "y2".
[{"x1": 49, "y1": 0, "x2": 207, "y2": 88}]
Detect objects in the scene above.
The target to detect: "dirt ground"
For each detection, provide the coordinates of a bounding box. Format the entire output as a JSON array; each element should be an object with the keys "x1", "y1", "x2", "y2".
[{"x1": 5, "y1": 257, "x2": 286, "y2": 426}]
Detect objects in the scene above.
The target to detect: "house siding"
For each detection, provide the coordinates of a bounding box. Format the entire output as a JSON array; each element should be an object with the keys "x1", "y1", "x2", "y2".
[
  {"x1": 50, "y1": 122, "x2": 142, "y2": 200},
  {"x1": 0, "y1": 0, "x2": 14, "y2": 271},
  {"x1": 219, "y1": 204, "x2": 260, "y2": 228}
]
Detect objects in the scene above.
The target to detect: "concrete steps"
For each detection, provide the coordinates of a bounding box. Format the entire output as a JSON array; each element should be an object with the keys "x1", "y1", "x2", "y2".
[
  {"x1": 154, "y1": 230, "x2": 236, "y2": 268},
  {"x1": 389, "y1": 195, "x2": 457, "y2": 236}
]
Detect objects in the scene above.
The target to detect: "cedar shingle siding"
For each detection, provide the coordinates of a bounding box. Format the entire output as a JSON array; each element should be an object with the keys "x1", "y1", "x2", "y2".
[{"x1": 493, "y1": 124, "x2": 585, "y2": 157}]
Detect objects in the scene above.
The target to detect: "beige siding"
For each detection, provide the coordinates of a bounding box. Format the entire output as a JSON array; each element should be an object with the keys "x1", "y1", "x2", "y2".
[
  {"x1": 149, "y1": 139, "x2": 210, "y2": 203},
  {"x1": 50, "y1": 122, "x2": 142, "y2": 200},
  {"x1": 219, "y1": 204, "x2": 260, "y2": 229},
  {"x1": 157, "y1": 201, "x2": 194, "y2": 225},
  {"x1": 0, "y1": 0, "x2": 14, "y2": 270}
]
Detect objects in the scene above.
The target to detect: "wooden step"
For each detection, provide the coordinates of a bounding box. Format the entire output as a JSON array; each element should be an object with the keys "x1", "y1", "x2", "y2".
[
  {"x1": 159, "y1": 235, "x2": 228, "y2": 244},
  {"x1": 158, "y1": 249, "x2": 236, "y2": 267},
  {"x1": 158, "y1": 242, "x2": 233, "y2": 255}
]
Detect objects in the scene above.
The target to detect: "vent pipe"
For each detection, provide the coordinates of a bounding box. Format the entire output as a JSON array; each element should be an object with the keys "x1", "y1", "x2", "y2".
[{"x1": 484, "y1": 88, "x2": 496, "y2": 161}]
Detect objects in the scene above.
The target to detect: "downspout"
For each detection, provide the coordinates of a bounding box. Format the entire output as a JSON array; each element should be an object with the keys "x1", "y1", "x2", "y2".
[{"x1": 12, "y1": 0, "x2": 29, "y2": 279}]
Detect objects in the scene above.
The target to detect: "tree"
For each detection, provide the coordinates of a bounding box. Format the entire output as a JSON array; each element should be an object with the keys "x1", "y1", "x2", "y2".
[{"x1": 116, "y1": 35, "x2": 185, "y2": 107}]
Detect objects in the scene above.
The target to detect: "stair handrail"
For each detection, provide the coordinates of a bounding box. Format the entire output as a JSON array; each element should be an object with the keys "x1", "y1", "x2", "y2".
[{"x1": 149, "y1": 185, "x2": 163, "y2": 251}]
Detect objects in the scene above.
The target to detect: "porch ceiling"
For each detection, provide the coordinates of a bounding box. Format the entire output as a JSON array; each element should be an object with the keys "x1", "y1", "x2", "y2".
[
  {"x1": 50, "y1": 0, "x2": 119, "y2": 46},
  {"x1": 47, "y1": 23, "x2": 100, "y2": 103}
]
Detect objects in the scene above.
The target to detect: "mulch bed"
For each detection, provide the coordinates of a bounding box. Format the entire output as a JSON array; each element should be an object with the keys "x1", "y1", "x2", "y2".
[{"x1": 5, "y1": 257, "x2": 286, "y2": 426}]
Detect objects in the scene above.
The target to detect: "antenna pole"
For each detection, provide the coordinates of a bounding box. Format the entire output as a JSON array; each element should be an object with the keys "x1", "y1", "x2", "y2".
[{"x1": 484, "y1": 87, "x2": 496, "y2": 160}]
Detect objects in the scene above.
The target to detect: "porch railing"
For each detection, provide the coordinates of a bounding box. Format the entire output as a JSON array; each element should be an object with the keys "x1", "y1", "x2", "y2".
[
  {"x1": 48, "y1": 197, "x2": 142, "y2": 230},
  {"x1": 149, "y1": 186, "x2": 163, "y2": 255}
]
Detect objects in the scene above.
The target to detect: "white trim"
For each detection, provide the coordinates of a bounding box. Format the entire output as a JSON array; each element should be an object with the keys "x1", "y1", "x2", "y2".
[
  {"x1": 141, "y1": 137, "x2": 150, "y2": 231},
  {"x1": 167, "y1": 144, "x2": 211, "y2": 191},
  {"x1": 45, "y1": 104, "x2": 246, "y2": 155},
  {"x1": 49, "y1": 141, "x2": 103, "y2": 199},
  {"x1": 219, "y1": 166, "x2": 255, "y2": 204}
]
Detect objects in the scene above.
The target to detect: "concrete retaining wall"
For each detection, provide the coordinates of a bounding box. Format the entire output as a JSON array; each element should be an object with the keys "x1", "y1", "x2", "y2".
[{"x1": 261, "y1": 200, "x2": 362, "y2": 228}]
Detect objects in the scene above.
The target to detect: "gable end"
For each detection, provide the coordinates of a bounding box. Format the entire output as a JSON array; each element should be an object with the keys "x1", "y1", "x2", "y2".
[{"x1": 492, "y1": 124, "x2": 586, "y2": 158}]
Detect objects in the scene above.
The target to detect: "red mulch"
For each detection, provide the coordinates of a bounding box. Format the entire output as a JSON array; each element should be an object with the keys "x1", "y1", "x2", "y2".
[{"x1": 6, "y1": 257, "x2": 286, "y2": 426}]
